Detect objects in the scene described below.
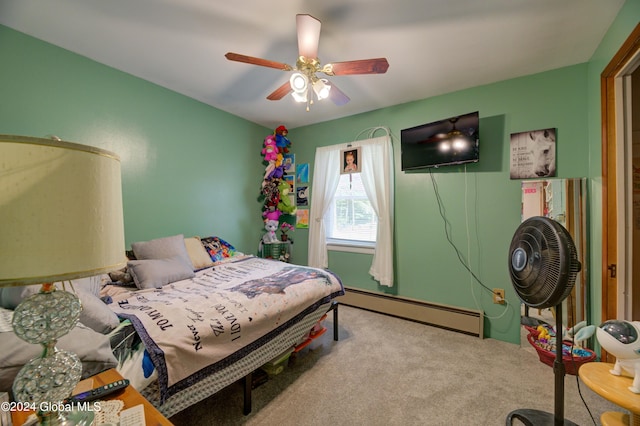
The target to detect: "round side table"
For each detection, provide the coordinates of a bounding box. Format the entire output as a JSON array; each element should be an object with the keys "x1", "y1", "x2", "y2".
[{"x1": 579, "y1": 362, "x2": 640, "y2": 426}]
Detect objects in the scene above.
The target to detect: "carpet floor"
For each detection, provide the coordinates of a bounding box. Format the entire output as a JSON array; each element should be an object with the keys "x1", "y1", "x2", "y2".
[{"x1": 169, "y1": 305, "x2": 620, "y2": 425}]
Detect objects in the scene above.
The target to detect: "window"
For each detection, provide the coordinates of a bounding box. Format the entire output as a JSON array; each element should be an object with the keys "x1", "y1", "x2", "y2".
[
  {"x1": 308, "y1": 133, "x2": 394, "y2": 286},
  {"x1": 325, "y1": 173, "x2": 377, "y2": 245}
]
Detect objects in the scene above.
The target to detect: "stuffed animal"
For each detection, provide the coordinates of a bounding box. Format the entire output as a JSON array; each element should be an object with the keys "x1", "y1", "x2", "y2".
[
  {"x1": 265, "y1": 152, "x2": 285, "y2": 179},
  {"x1": 275, "y1": 125, "x2": 291, "y2": 154},
  {"x1": 564, "y1": 320, "x2": 595, "y2": 347},
  {"x1": 269, "y1": 164, "x2": 285, "y2": 180},
  {"x1": 262, "y1": 135, "x2": 278, "y2": 162},
  {"x1": 597, "y1": 320, "x2": 640, "y2": 393},
  {"x1": 263, "y1": 209, "x2": 282, "y2": 222},
  {"x1": 261, "y1": 179, "x2": 280, "y2": 211},
  {"x1": 261, "y1": 135, "x2": 279, "y2": 184},
  {"x1": 277, "y1": 181, "x2": 297, "y2": 215},
  {"x1": 262, "y1": 219, "x2": 280, "y2": 244}
]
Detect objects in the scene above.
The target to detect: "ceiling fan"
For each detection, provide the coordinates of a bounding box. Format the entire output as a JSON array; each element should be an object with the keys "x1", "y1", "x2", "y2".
[
  {"x1": 416, "y1": 117, "x2": 464, "y2": 145},
  {"x1": 225, "y1": 14, "x2": 389, "y2": 110}
]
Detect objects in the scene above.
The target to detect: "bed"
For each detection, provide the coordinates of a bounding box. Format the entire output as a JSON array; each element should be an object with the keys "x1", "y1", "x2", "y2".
[{"x1": 0, "y1": 234, "x2": 344, "y2": 419}]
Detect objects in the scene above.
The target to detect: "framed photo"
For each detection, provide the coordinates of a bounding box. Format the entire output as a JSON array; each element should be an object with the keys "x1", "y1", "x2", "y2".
[
  {"x1": 340, "y1": 147, "x2": 361, "y2": 174},
  {"x1": 283, "y1": 153, "x2": 295, "y2": 173},
  {"x1": 283, "y1": 175, "x2": 294, "y2": 192},
  {"x1": 296, "y1": 163, "x2": 309, "y2": 184},
  {"x1": 296, "y1": 185, "x2": 309, "y2": 206},
  {"x1": 296, "y1": 209, "x2": 309, "y2": 228},
  {"x1": 509, "y1": 128, "x2": 557, "y2": 179}
]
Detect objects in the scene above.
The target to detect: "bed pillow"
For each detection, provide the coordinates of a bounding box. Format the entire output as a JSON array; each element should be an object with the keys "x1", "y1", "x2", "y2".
[
  {"x1": 0, "y1": 279, "x2": 120, "y2": 334},
  {"x1": 75, "y1": 291, "x2": 121, "y2": 334},
  {"x1": 131, "y1": 234, "x2": 194, "y2": 269},
  {"x1": 184, "y1": 237, "x2": 215, "y2": 270},
  {"x1": 0, "y1": 308, "x2": 117, "y2": 393},
  {"x1": 128, "y1": 258, "x2": 195, "y2": 289},
  {"x1": 201, "y1": 236, "x2": 236, "y2": 262}
]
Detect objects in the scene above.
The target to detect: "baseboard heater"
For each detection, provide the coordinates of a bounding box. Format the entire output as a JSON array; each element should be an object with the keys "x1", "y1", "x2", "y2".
[{"x1": 339, "y1": 287, "x2": 484, "y2": 338}]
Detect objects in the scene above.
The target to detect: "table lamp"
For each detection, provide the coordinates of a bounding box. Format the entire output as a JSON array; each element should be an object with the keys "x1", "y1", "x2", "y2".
[{"x1": 0, "y1": 135, "x2": 126, "y2": 425}]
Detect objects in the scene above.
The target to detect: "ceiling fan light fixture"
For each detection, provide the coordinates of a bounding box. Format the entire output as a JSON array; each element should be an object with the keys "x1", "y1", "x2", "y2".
[
  {"x1": 452, "y1": 138, "x2": 467, "y2": 150},
  {"x1": 313, "y1": 78, "x2": 331, "y2": 100},
  {"x1": 290, "y1": 72, "x2": 308, "y2": 93},
  {"x1": 291, "y1": 90, "x2": 308, "y2": 103},
  {"x1": 438, "y1": 141, "x2": 451, "y2": 152},
  {"x1": 446, "y1": 118, "x2": 471, "y2": 149}
]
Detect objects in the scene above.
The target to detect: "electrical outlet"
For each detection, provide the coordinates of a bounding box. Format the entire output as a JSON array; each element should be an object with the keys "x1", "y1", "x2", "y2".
[{"x1": 493, "y1": 288, "x2": 505, "y2": 304}]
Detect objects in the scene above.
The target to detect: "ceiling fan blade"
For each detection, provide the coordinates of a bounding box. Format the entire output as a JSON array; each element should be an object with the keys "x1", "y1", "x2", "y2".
[
  {"x1": 328, "y1": 83, "x2": 350, "y2": 106},
  {"x1": 267, "y1": 80, "x2": 292, "y2": 101},
  {"x1": 324, "y1": 58, "x2": 389, "y2": 76},
  {"x1": 297, "y1": 14, "x2": 321, "y2": 59},
  {"x1": 225, "y1": 52, "x2": 292, "y2": 71},
  {"x1": 417, "y1": 134, "x2": 447, "y2": 144}
]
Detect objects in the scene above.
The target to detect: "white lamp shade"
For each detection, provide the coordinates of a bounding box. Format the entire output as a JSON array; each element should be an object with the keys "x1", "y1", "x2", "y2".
[
  {"x1": 291, "y1": 90, "x2": 308, "y2": 103},
  {"x1": 0, "y1": 135, "x2": 126, "y2": 286},
  {"x1": 313, "y1": 79, "x2": 331, "y2": 100},
  {"x1": 290, "y1": 72, "x2": 308, "y2": 93}
]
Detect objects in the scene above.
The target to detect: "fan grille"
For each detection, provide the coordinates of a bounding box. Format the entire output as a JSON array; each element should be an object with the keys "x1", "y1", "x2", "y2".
[{"x1": 508, "y1": 216, "x2": 581, "y2": 309}]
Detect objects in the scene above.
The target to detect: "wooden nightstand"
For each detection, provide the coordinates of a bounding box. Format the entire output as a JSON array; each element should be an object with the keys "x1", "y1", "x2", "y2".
[{"x1": 11, "y1": 368, "x2": 173, "y2": 426}]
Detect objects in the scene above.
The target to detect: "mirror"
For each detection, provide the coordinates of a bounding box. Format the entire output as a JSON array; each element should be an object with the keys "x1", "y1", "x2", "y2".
[{"x1": 520, "y1": 178, "x2": 588, "y2": 340}]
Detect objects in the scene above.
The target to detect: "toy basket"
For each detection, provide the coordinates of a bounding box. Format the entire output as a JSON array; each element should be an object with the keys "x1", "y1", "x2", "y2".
[{"x1": 525, "y1": 326, "x2": 596, "y2": 375}]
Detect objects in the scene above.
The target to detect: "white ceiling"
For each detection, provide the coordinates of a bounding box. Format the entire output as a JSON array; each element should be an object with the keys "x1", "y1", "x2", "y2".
[{"x1": 0, "y1": 0, "x2": 625, "y2": 130}]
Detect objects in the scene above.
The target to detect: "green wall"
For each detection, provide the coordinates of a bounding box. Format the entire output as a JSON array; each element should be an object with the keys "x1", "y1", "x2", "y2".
[
  {"x1": 0, "y1": 25, "x2": 269, "y2": 252},
  {"x1": 291, "y1": 64, "x2": 590, "y2": 343}
]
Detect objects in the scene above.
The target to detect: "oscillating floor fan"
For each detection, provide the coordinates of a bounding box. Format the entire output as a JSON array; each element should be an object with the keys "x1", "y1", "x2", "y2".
[{"x1": 506, "y1": 216, "x2": 582, "y2": 426}]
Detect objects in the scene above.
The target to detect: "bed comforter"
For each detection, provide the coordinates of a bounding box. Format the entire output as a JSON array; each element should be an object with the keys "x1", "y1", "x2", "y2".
[{"x1": 107, "y1": 255, "x2": 344, "y2": 402}]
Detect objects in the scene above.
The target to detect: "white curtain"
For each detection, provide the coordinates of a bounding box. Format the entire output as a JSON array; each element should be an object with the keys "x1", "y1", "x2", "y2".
[
  {"x1": 360, "y1": 135, "x2": 394, "y2": 286},
  {"x1": 308, "y1": 133, "x2": 395, "y2": 286},
  {"x1": 307, "y1": 146, "x2": 341, "y2": 269}
]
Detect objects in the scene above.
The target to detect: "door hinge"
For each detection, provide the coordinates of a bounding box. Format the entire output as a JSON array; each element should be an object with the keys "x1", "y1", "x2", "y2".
[{"x1": 608, "y1": 264, "x2": 617, "y2": 278}]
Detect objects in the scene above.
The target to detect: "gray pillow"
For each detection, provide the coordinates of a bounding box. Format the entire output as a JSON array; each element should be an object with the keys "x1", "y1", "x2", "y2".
[
  {"x1": 75, "y1": 291, "x2": 120, "y2": 334},
  {"x1": 131, "y1": 234, "x2": 194, "y2": 270},
  {"x1": 0, "y1": 283, "x2": 120, "y2": 334},
  {"x1": 128, "y1": 258, "x2": 195, "y2": 289},
  {"x1": 0, "y1": 311, "x2": 117, "y2": 393}
]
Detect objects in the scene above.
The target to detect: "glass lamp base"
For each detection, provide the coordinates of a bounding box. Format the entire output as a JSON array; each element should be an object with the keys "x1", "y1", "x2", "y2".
[
  {"x1": 37, "y1": 407, "x2": 94, "y2": 426},
  {"x1": 11, "y1": 286, "x2": 84, "y2": 426},
  {"x1": 12, "y1": 350, "x2": 82, "y2": 406}
]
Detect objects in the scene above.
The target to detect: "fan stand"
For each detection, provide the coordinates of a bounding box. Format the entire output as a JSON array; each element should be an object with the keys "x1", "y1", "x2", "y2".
[{"x1": 506, "y1": 302, "x2": 578, "y2": 426}]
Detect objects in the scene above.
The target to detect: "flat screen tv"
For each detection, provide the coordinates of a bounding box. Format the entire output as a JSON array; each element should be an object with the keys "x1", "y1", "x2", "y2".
[{"x1": 401, "y1": 111, "x2": 479, "y2": 170}]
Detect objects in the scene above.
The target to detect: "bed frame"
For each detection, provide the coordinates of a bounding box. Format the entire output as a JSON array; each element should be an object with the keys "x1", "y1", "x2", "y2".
[
  {"x1": 241, "y1": 301, "x2": 339, "y2": 414},
  {"x1": 137, "y1": 300, "x2": 340, "y2": 418}
]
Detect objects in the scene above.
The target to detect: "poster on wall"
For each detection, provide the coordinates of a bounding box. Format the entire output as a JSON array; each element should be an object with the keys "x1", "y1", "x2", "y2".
[
  {"x1": 283, "y1": 153, "x2": 295, "y2": 174},
  {"x1": 340, "y1": 147, "x2": 361, "y2": 174},
  {"x1": 296, "y1": 186, "x2": 308, "y2": 206},
  {"x1": 283, "y1": 175, "x2": 294, "y2": 192},
  {"x1": 296, "y1": 163, "x2": 309, "y2": 184},
  {"x1": 296, "y1": 209, "x2": 309, "y2": 228},
  {"x1": 509, "y1": 128, "x2": 557, "y2": 179}
]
